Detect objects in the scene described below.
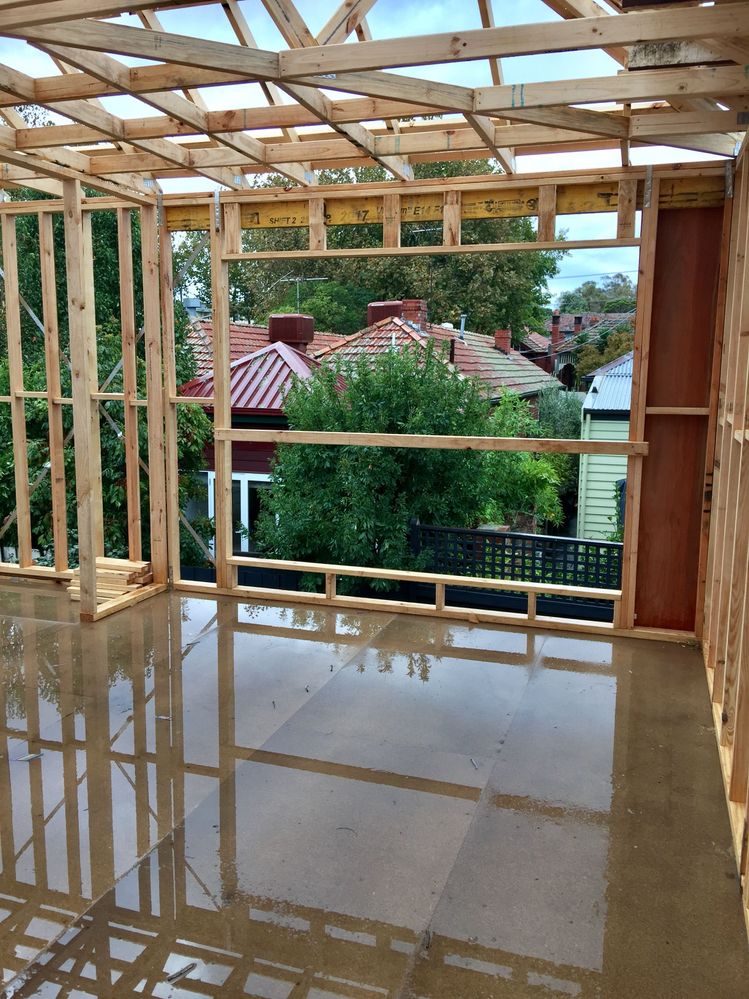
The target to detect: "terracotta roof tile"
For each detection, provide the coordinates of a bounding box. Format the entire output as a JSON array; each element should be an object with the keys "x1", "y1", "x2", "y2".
[
  {"x1": 318, "y1": 317, "x2": 560, "y2": 399},
  {"x1": 185, "y1": 319, "x2": 345, "y2": 377}
]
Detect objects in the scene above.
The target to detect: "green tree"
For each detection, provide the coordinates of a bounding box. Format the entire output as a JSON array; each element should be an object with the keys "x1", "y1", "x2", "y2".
[
  {"x1": 557, "y1": 273, "x2": 636, "y2": 313},
  {"x1": 537, "y1": 386, "x2": 584, "y2": 527},
  {"x1": 256, "y1": 341, "x2": 562, "y2": 591},
  {"x1": 576, "y1": 327, "x2": 634, "y2": 380},
  {"x1": 175, "y1": 160, "x2": 562, "y2": 338}
]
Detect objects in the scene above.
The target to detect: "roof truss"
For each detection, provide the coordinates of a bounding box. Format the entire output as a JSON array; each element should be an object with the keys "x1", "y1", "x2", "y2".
[{"x1": 0, "y1": 0, "x2": 744, "y2": 196}]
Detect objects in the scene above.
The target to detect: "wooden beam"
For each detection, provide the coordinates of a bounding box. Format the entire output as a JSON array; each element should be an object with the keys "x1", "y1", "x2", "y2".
[
  {"x1": 276, "y1": 5, "x2": 749, "y2": 76},
  {"x1": 223, "y1": 236, "x2": 639, "y2": 260},
  {"x1": 0, "y1": 1, "x2": 216, "y2": 32},
  {"x1": 214, "y1": 428, "x2": 649, "y2": 455},
  {"x1": 316, "y1": 0, "x2": 379, "y2": 45},
  {"x1": 474, "y1": 66, "x2": 749, "y2": 116}
]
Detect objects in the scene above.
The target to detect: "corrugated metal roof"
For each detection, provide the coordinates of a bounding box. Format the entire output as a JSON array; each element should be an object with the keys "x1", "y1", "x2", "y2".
[
  {"x1": 180, "y1": 341, "x2": 327, "y2": 415},
  {"x1": 185, "y1": 320, "x2": 345, "y2": 377},
  {"x1": 316, "y1": 316, "x2": 560, "y2": 399},
  {"x1": 583, "y1": 351, "x2": 633, "y2": 414}
]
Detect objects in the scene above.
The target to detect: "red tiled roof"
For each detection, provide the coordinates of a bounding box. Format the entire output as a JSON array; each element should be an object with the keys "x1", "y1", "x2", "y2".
[
  {"x1": 519, "y1": 330, "x2": 551, "y2": 353},
  {"x1": 185, "y1": 320, "x2": 346, "y2": 377},
  {"x1": 180, "y1": 341, "x2": 326, "y2": 415},
  {"x1": 317, "y1": 316, "x2": 560, "y2": 399}
]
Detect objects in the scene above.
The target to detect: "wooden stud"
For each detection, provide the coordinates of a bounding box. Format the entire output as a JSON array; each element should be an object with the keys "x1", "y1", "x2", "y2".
[
  {"x1": 117, "y1": 207, "x2": 141, "y2": 562},
  {"x1": 620, "y1": 176, "x2": 660, "y2": 630},
  {"x1": 442, "y1": 189, "x2": 461, "y2": 247},
  {"x1": 223, "y1": 201, "x2": 241, "y2": 255},
  {"x1": 536, "y1": 184, "x2": 556, "y2": 243},
  {"x1": 308, "y1": 196, "x2": 326, "y2": 251},
  {"x1": 616, "y1": 178, "x2": 637, "y2": 240},
  {"x1": 159, "y1": 213, "x2": 181, "y2": 585},
  {"x1": 140, "y1": 204, "x2": 168, "y2": 586},
  {"x1": 211, "y1": 208, "x2": 233, "y2": 589},
  {"x1": 62, "y1": 179, "x2": 100, "y2": 617},
  {"x1": 1, "y1": 214, "x2": 33, "y2": 567},
  {"x1": 382, "y1": 192, "x2": 400, "y2": 248},
  {"x1": 80, "y1": 207, "x2": 105, "y2": 558}
]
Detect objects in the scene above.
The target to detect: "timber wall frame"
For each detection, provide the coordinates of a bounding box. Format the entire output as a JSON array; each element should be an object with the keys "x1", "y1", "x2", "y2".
[
  {"x1": 703, "y1": 140, "x2": 749, "y2": 942},
  {"x1": 0, "y1": 160, "x2": 734, "y2": 634}
]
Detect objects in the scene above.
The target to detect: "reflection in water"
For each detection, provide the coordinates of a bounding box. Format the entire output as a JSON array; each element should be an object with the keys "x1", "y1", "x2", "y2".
[{"x1": 0, "y1": 584, "x2": 746, "y2": 998}]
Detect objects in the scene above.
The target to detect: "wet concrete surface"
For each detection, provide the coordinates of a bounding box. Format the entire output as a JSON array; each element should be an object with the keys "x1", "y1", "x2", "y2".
[{"x1": 0, "y1": 580, "x2": 746, "y2": 997}]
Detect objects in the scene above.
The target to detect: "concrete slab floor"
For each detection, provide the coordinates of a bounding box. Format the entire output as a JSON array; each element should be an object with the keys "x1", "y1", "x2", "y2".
[{"x1": 0, "y1": 580, "x2": 746, "y2": 998}]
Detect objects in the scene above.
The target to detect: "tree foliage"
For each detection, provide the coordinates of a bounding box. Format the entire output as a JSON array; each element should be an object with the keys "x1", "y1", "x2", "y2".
[
  {"x1": 575, "y1": 327, "x2": 634, "y2": 380},
  {"x1": 175, "y1": 160, "x2": 562, "y2": 338},
  {"x1": 537, "y1": 386, "x2": 584, "y2": 524},
  {"x1": 557, "y1": 272, "x2": 636, "y2": 313},
  {"x1": 256, "y1": 342, "x2": 562, "y2": 591}
]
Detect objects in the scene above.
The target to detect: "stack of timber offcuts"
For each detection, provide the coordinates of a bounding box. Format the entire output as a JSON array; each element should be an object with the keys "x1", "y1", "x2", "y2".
[{"x1": 68, "y1": 557, "x2": 153, "y2": 604}]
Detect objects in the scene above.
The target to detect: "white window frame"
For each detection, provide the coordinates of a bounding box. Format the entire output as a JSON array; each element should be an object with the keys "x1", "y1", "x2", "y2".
[{"x1": 205, "y1": 470, "x2": 271, "y2": 553}]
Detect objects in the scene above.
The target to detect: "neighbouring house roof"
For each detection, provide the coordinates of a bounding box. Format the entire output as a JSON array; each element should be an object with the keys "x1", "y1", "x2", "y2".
[
  {"x1": 185, "y1": 319, "x2": 346, "y2": 377},
  {"x1": 519, "y1": 330, "x2": 551, "y2": 353},
  {"x1": 582, "y1": 351, "x2": 633, "y2": 415},
  {"x1": 544, "y1": 312, "x2": 633, "y2": 334},
  {"x1": 180, "y1": 341, "x2": 329, "y2": 416},
  {"x1": 316, "y1": 316, "x2": 560, "y2": 400}
]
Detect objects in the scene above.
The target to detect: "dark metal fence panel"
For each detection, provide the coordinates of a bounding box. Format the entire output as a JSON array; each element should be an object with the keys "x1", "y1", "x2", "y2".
[{"x1": 410, "y1": 522, "x2": 622, "y2": 620}]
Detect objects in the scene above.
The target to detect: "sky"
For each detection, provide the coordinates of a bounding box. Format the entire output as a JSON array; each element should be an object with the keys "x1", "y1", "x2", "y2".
[{"x1": 0, "y1": 0, "x2": 730, "y2": 303}]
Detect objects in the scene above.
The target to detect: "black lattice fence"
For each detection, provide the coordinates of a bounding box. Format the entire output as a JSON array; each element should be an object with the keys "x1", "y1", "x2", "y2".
[{"x1": 410, "y1": 522, "x2": 622, "y2": 622}]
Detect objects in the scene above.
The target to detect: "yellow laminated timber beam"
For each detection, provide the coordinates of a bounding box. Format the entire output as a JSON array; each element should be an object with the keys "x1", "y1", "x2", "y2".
[{"x1": 163, "y1": 172, "x2": 726, "y2": 232}]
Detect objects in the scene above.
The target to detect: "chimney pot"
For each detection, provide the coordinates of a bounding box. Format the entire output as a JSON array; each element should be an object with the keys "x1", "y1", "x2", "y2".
[
  {"x1": 268, "y1": 313, "x2": 314, "y2": 353},
  {"x1": 573, "y1": 314, "x2": 584, "y2": 334},
  {"x1": 494, "y1": 329, "x2": 512, "y2": 353}
]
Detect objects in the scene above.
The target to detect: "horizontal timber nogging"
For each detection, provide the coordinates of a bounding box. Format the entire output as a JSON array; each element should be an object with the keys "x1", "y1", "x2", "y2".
[{"x1": 212, "y1": 429, "x2": 648, "y2": 455}]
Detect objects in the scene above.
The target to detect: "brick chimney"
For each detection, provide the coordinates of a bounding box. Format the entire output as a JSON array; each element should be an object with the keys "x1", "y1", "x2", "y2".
[
  {"x1": 573, "y1": 314, "x2": 584, "y2": 335},
  {"x1": 551, "y1": 312, "x2": 563, "y2": 349},
  {"x1": 401, "y1": 298, "x2": 428, "y2": 327},
  {"x1": 268, "y1": 313, "x2": 314, "y2": 353},
  {"x1": 494, "y1": 329, "x2": 512, "y2": 353},
  {"x1": 367, "y1": 300, "x2": 402, "y2": 325}
]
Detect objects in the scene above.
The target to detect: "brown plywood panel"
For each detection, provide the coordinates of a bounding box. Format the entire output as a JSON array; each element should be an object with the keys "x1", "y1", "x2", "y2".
[
  {"x1": 646, "y1": 207, "x2": 723, "y2": 409},
  {"x1": 635, "y1": 416, "x2": 708, "y2": 630},
  {"x1": 635, "y1": 207, "x2": 723, "y2": 631}
]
